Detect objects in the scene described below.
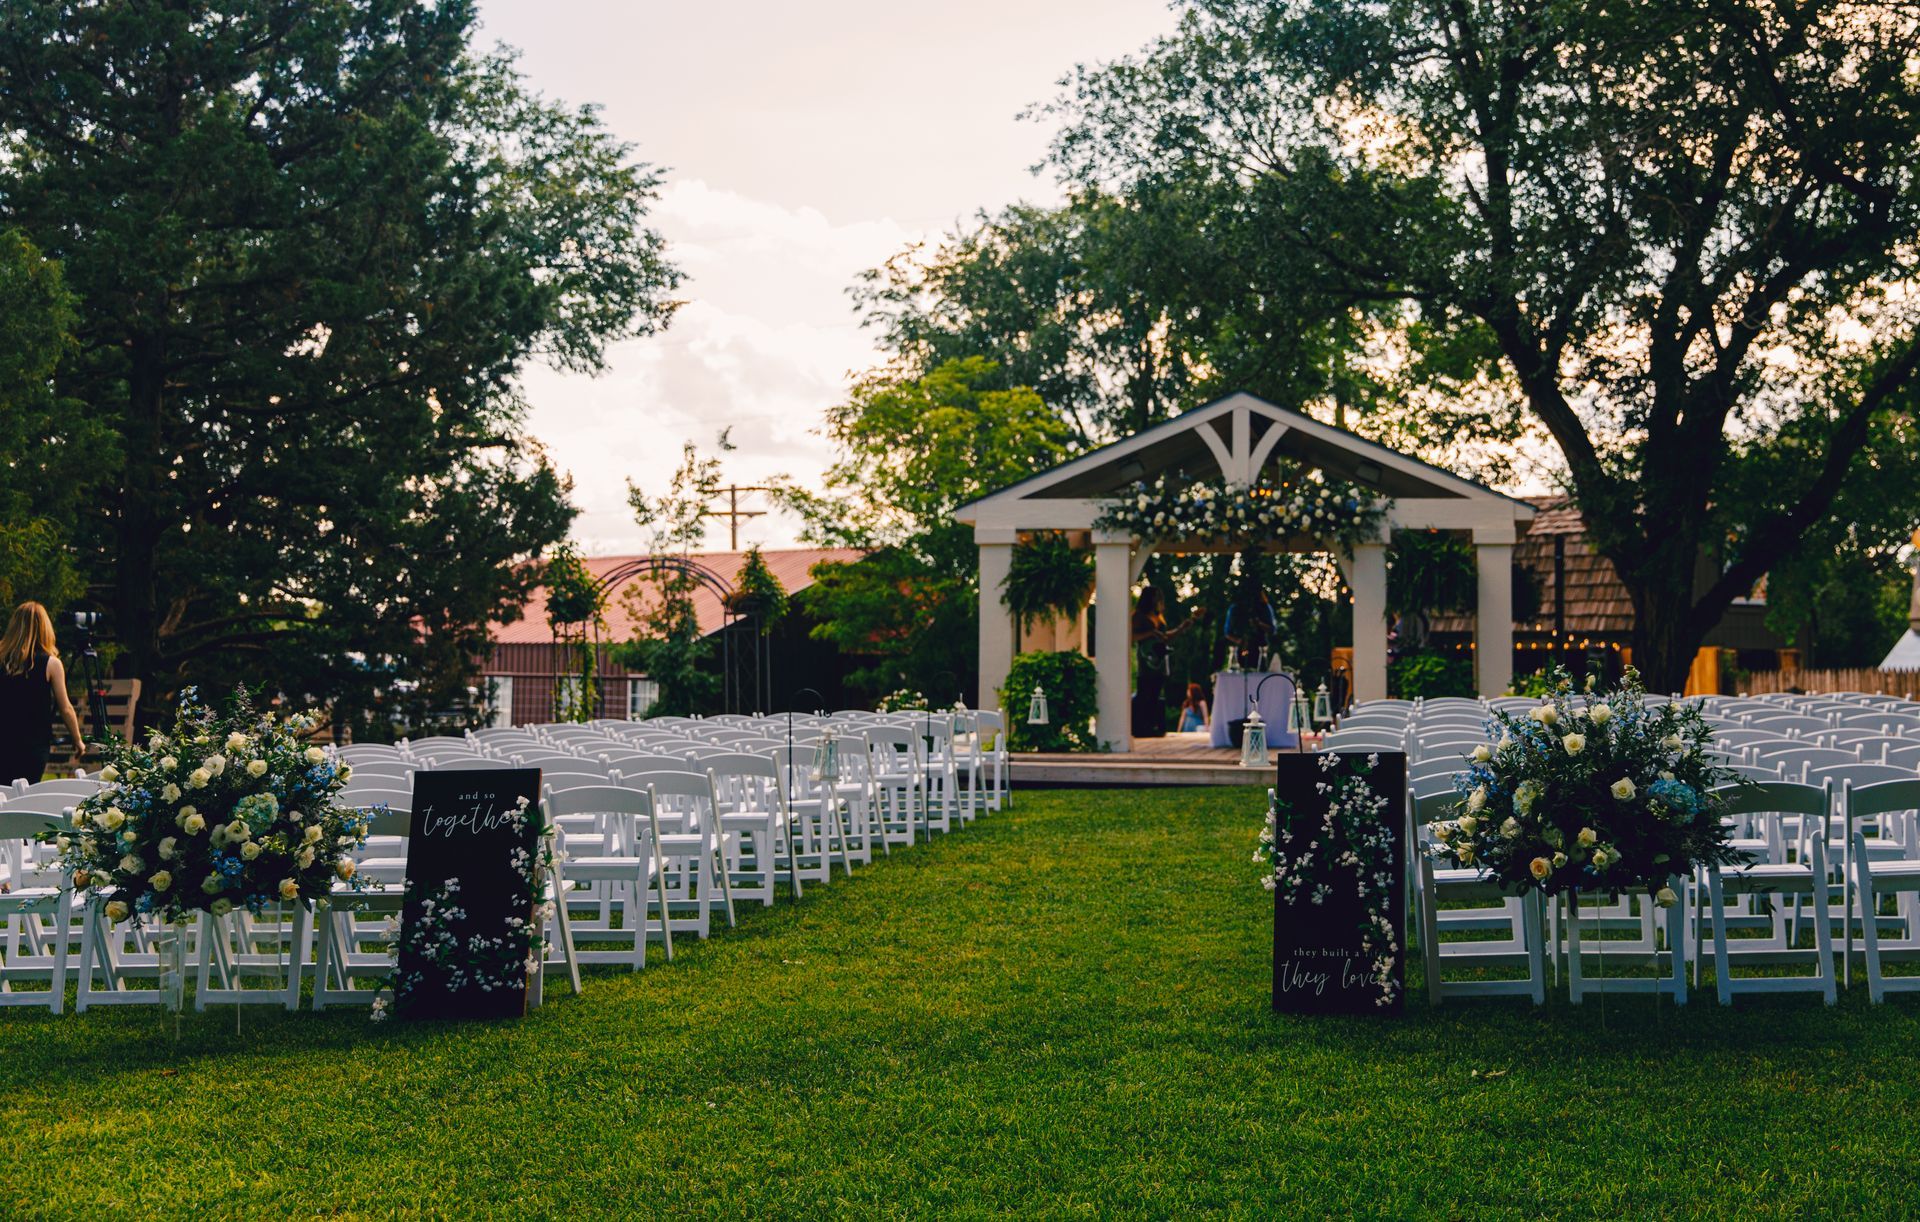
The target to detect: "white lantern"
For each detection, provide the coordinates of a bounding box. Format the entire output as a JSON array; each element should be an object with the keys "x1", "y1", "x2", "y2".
[
  {"x1": 1240, "y1": 708, "x2": 1269, "y2": 768},
  {"x1": 1027, "y1": 685, "x2": 1049, "y2": 726},
  {"x1": 1312, "y1": 681, "x2": 1334, "y2": 726},
  {"x1": 811, "y1": 730, "x2": 840, "y2": 783}
]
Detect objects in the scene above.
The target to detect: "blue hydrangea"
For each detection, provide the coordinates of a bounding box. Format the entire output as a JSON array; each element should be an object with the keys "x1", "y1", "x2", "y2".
[{"x1": 1649, "y1": 778, "x2": 1699, "y2": 813}]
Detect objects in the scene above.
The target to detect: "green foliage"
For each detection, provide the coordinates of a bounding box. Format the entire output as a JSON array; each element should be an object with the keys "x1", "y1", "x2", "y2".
[
  {"x1": 1001, "y1": 532, "x2": 1093, "y2": 634},
  {"x1": 0, "y1": 229, "x2": 95, "y2": 613},
  {"x1": 1388, "y1": 654, "x2": 1475, "y2": 701},
  {"x1": 1035, "y1": 0, "x2": 1920, "y2": 690},
  {"x1": 1001, "y1": 650, "x2": 1101, "y2": 753},
  {"x1": 779, "y1": 358, "x2": 1072, "y2": 701},
  {"x1": 541, "y1": 544, "x2": 603, "y2": 723},
  {"x1": 731, "y1": 546, "x2": 790, "y2": 635},
  {"x1": 543, "y1": 544, "x2": 605, "y2": 627},
  {"x1": 614, "y1": 436, "x2": 727, "y2": 717},
  {"x1": 0, "y1": 4, "x2": 681, "y2": 728}
]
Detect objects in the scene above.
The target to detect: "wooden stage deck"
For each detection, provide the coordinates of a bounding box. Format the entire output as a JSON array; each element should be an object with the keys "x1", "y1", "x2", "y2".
[{"x1": 1009, "y1": 732, "x2": 1278, "y2": 788}]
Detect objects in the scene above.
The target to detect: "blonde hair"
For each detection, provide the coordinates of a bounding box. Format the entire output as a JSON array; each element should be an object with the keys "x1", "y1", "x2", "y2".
[{"x1": 0, "y1": 602, "x2": 57, "y2": 676}]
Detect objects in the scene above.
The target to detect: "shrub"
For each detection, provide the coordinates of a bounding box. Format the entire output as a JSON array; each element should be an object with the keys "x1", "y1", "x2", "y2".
[
  {"x1": 1388, "y1": 652, "x2": 1475, "y2": 699},
  {"x1": 1000, "y1": 650, "x2": 1101, "y2": 752}
]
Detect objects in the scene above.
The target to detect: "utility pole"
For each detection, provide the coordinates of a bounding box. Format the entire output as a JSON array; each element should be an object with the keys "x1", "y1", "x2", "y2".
[{"x1": 708, "y1": 484, "x2": 774, "y2": 550}]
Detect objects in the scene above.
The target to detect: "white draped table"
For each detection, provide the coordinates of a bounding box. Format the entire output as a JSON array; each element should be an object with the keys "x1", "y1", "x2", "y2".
[{"x1": 1208, "y1": 671, "x2": 1299, "y2": 750}]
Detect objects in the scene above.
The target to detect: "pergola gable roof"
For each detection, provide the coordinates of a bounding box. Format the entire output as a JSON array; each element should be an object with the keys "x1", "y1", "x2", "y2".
[{"x1": 955, "y1": 391, "x2": 1533, "y2": 524}]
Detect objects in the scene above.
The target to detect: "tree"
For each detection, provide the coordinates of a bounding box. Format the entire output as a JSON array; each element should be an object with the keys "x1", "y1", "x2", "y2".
[
  {"x1": 0, "y1": 1, "x2": 681, "y2": 720},
  {"x1": 614, "y1": 435, "x2": 729, "y2": 717},
  {"x1": 778, "y1": 357, "x2": 1073, "y2": 700},
  {"x1": 0, "y1": 227, "x2": 100, "y2": 613},
  {"x1": 1040, "y1": 0, "x2": 1920, "y2": 690}
]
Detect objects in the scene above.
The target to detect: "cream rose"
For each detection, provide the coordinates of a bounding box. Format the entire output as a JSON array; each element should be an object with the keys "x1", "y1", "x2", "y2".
[
  {"x1": 100, "y1": 806, "x2": 126, "y2": 830},
  {"x1": 1471, "y1": 745, "x2": 1491, "y2": 763},
  {"x1": 226, "y1": 731, "x2": 250, "y2": 751},
  {"x1": 1611, "y1": 778, "x2": 1637, "y2": 801},
  {"x1": 1458, "y1": 814, "x2": 1480, "y2": 836},
  {"x1": 296, "y1": 846, "x2": 316, "y2": 869},
  {"x1": 278, "y1": 878, "x2": 301, "y2": 901},
  {"x1": 159, "y1": 755, "x2": 179, "y2": 771},
  {"x1": 104, "y1": 900, "x2": 130, "y2": 923},
  {"x1": 1500, "y1": 817, "x2": 1521, "y2": 839},
  {"x1": 1466, "y1": 786, "x2": 1488, "y2": 814},
  {"x1": 183, "y1": 811, "x2": 207, "y2": 835},
  {"x1": 226, "y1": 820, "x2": 251, "y2": 842},
  {"x1": 1655, "y1": 886, "x2": 1679, "y2": 908},
  {"x1": 1529, "y1": 856, "x2": 1552, "y2": 880},
  {"x1": 98, "y1": 765, "x2": 119, "y2": 782},
  {"x1": 187, "y1": 768, "x2": 210, "y2": 789},
  {"x1": 240, "y1": 841, "x2": 263, "y2": 862},
  {"x1": 246, "y1": 758, "x2": 268, "y2": 778},
  {"x1": 158, "y1": 836, "x2": 178, "y2": 860},
  {"x1": 205, "y1": 755, "x2": 225, "y2": 776},
  {"x1": 305, "y1": 746, "x2": 327, "y2": 765},
  {"x1": 303, "y1": 823, "x2": 324, "y2": 844},
  {"x1": 209, "y1": 898, "x2": 233, "y2": 917},
  {"x1": 1577, "y1": 827, "x2": 1598, "y2": 847},
  {"x1": 160, "y1": 782, "x2": 181, "y2": 803},
  {"x1": 1562, "y1": 733, "x2": 1586, "y2": 755},
  {"x1": 1552, "y1": 851, "x2": 1568, "y2": 868},
  {"x1": 118, "y1": 853, "x2": 143, "y2": 875},
  {"x1": 149, "y1": 869, "x2": 173, "y2": 892},
  {"x1": 1589, "y1": 703, "x2": 1612, "y2": 724}
]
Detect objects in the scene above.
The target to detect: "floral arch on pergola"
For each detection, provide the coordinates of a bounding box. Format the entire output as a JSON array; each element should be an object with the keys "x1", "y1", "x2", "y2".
[{"x1": 953, "y1": 391, "x2": 1536, "y2": 751}]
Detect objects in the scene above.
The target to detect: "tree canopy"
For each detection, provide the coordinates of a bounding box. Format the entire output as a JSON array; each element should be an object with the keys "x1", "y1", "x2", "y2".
[
  {"x1": 0, "y1": 0, "x2": 681, "y2": 729},
  {"x1": 1024, "y1": 0, "x2": 1920, "y2": 688}
]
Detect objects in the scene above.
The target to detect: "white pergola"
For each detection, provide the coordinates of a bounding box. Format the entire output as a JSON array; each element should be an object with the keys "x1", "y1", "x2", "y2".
[{"x1": 955, "y1": 391, "x2": 1536, "y2": 751}]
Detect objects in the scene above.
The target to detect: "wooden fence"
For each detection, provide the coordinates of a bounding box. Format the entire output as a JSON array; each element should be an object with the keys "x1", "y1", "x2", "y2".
[{"x1": 1737, "y1": 667, "x2": 1920, "y2": 698}]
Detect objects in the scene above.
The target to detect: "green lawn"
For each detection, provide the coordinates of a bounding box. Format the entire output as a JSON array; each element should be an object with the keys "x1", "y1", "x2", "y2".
[{"x1": 4, "y1": 786, "x2": 1918, "y2": 1218}]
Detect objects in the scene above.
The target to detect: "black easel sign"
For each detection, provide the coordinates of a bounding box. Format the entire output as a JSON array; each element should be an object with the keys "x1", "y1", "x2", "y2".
[
  {"x1": 399, "y1": 768, "x2": 543, "y2": 1020},
  {"x1": 1270, "y1": 751, "x2": 1407, "y2": 1015}
]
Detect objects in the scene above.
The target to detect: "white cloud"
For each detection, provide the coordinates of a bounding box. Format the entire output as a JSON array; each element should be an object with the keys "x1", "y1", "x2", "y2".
[{"x1": 517, "y1": 180, "x2": 921, "y2": 554}]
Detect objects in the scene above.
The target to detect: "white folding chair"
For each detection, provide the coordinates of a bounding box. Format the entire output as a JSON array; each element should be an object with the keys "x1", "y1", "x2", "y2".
[{"x1": 1702, "y1": 781, "x2": 1836, "y2": 1005}]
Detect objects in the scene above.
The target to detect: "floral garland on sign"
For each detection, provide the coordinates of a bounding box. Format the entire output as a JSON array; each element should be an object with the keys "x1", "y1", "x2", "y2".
[
  {"x1": 1094, "y1": 473, "x2": 1390, "y2": 552},
  {"x1": 1257, "y1": 751, "x2": 1401, "y2": 1007},
  {"x1": 1425, "y1": 667, "x2": 1743, "y2": 901},
  {"x1": 44, "y1": 689, "x2": 368, "y2": 926},
  {"x1": 374, "y1": 794, "x2": 558, "y2": 1021}
]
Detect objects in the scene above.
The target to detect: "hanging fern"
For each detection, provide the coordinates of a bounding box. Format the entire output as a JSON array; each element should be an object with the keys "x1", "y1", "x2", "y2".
[
  {"x1": 726, "y1": 545, "x2": 790, "y2": 635},
  {"x1": 1001, "y1": 531, "x2": 1094, "y2": 633}
]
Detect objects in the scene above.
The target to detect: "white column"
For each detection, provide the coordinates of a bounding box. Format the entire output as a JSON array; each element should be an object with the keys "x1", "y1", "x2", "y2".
[
  {"x1": 977, "y1": 535, "x2": 1016, "y2": 715},
  {"x1": 1349, "y1": 540, "x2": 1389, "y2": 704},
  {"x1": 1474, "y1": 535, "x2": 1516, "y2": 697},
  {"x1": 1093, "y1": 535, "x2": 1133, "y2": 752}
]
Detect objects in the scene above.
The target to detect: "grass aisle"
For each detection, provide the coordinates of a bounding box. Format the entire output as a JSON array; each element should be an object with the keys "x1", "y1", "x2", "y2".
[{"x1": 4, "y1": 787, "x2": 1918, "y2": 1217}]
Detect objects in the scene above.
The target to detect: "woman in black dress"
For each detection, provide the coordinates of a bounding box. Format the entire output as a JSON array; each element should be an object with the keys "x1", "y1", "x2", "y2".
[
  {"x1": 0, "y1": 602, "x2": 86, "y2": 785},
  {"x1": 1130, "y1": 587, "x2": 1204, "y2": 738}
]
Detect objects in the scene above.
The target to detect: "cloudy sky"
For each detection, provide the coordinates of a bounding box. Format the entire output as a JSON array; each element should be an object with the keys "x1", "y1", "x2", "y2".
[{"x1": 478, "y1": 0, "x2": 1180, "y2": 554}]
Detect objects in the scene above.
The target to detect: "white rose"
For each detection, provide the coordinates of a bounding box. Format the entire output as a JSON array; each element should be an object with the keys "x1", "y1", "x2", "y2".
[
  {"x1": 1458, "y1": 814, "x2": 1479, "y2": 836},
  {"x1": 149, "y1": 869, "x2": 173, "y2": 892},
  {"x1": 1552, "y1": 851, "x2": 1568, "y2": 868},
  {"x1": 200, "y1": 874, "x2": 225, "y2": 894},
  {"x1": 1610, "y1": 778, "x2": 1636, "y2": 801},
  {"x1": 305, "y1": 746, "x2": 327, "y2": 764},
  {"x1": 158, "y1": 836, "x2": 178, "y2": 860},
  {"x1": 159, "y1": 756, "x2": 178, "y2": 772},
  {"x1": 104, "y1": 900, "x2": 130, "y2": 923},
  {"x1": 296, "y1": 846, "x2": 316, "y2": 869},
  {"x1": 98, "y1": 765, "x2": 119, "y2": 782},
  {"x1": 209, "y1": 898, "x2": 233, "y2": 917},
  {"x1": 246, "y1": 759, "x2": 268, "y2": 778},
  {"x1": 187, "y1": 769, "x2": 210, "y2": 789},
  {"x1": 1589, "y1": 703, "x2": 1612, "y2": 724},
  {"x1": 100, "y1": 806, "x2": 126, "y2": 830},
  {"x1": 183, "y1": 812, "x2": 207, "y2": 835},
  {"x1": 226, "y1": 732, "x2": 250, "y2": 751},
  {"x1": 1500, "y1": 817, "x2": 1520, "y2": 839},
  {"x1": 1471, "y1": 745, "x2": 1491, "y2": 763},
  {"x1": 1530, "y1": 704, "x2": 1559, "y2": 726},
  {"x1": 1577, "y1": 827, "x2": 1598, "y2": 847},
  {"x1": 337, "y1": 765, "x2": 353, "y2": 782},
  {"x1": 118, "y1": 853, "x2": 143, "y2": 875},
  {"x1": 205, "y1": 755, "x2": 225, "y2": 777},
  {"x1": 1561, "y1": 733, "x2": 1586, "y2": 756},
  {"x1": 303, "y1": 824, "x2": 324, "y2": 845},
  {"x1": 225, "y1": 820, "x2": 250, "y2": 842},
  {"x1": 160, "y1": 783, "x2": 181, "y2": 802},
  {"x1": 279, "y1": 878, "x2": 301, "y2": 901},
  {"x1": 1655, "y1": 886, "x2": 1679, "y2": 908},
  {"x1": 1497, "y1": 733, "x2": 1514, "y2": 751},
  {"x1": 240, "y1": 841, "x2": 263, "y2": 862},
  {"x1": 1466, "y1": 786, "x2": 1487, "y2": 814}
]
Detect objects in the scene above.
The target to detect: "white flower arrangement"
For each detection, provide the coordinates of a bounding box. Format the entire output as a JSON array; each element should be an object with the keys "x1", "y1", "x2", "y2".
[
  {"x1": 1424, "y1": 667, "x2": 1741, "y2": 899},
  {"x1": 1256, "y1": 751, "x2": 1401, "y2": 1007},
  {"x1": 1094, "y1": 470, "x2": 1389, "y2": 551},
  {"x1": 45, "y1": 688, "x2": 368, "y2": 924}
]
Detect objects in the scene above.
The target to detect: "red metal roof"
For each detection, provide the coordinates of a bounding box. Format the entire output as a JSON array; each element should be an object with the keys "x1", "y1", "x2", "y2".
[{"x1": 490, "y1": 547, "x2": 866, "y2": 644}]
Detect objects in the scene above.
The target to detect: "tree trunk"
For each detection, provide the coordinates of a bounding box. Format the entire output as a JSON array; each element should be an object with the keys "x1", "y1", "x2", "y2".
[
  {"x1": 1623, "y1": 566, "x2": 1701, "y2": 696},
  {"x1": 114, "y1": 331, "x2": 166, "y2": 708}
]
